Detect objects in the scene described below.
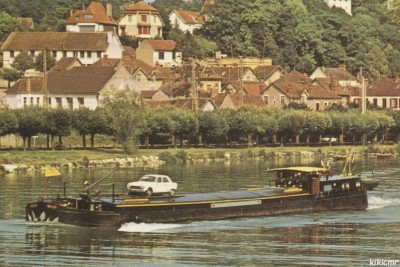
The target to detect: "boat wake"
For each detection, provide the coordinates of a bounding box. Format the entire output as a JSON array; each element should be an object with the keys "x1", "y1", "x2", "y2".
[
  {"x1": 368, "y1": 195, "x2": 400, "y2": 210},
  {"x1": 118, "y1": 222, "x2": 184, "y2": 233}
]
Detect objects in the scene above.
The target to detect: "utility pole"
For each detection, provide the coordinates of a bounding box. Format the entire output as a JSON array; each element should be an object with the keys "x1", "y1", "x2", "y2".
[
  {"x1": 42, "y1": 50, "x2": 48, "y2": 108},
  {"x1": 360, "y1": 67, "x2": 366, "y2": 115},
  {"x1": 190, "y1": 57, "x2": 198, "y2": 113}
]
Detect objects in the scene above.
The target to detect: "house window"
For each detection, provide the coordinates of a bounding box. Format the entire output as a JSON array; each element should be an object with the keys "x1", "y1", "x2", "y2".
[
  {"x1": 73, "y1": 51, "x2": 77, "y2": 58},
  {"x1": 139, "y1": 26, "x2": 150, "y2": 35},
  {"x1": 158, "y1": 51, "x2": 165, "y2": 60},
  {"x1": 316, "y1": 102, "x2": 320, "y2": 111},
  {"x1": 84, "y1": 14, "x2": 93, "y2": 19},
  {"x1": 153, "y1": 15, "x2": 157, "y2": 23},
  {"x1": 128, "y1": 15, "x2": 132, "y2": 23},
  {"x1": 10, "y1": 51, "x2": 14, "y2": 57},
  {"x1": 141, "y1": 14, "x2": 147, "y2": 22},
  {"x1": 80, "y1": 51, "x2": 85, "y2": 58},
  {"x1": 30, "y1": 97, "x2": 34, "y2": 105},
  {"x1": 172, "y1": 51, "x2": 176, "y2": 60},
  {"x1": 63, "y1": 51, "x2": 67, "y2": 57},
  {"x1": 52, "y1": 51, "x2": 57, "y2": 58},
  {"x1": 56, "y1": 97, "x2": 62, "y2": 108},
  {"x1": 87, "y1": 51, "x2": 92, "y2": 58},
  {"x1": 30, "y1": 50, "x2": 35, "y2": 56},
  {"x1": 78, "y1": 97, "x2": 84, "y2": 108},
  {"x1": 48, "y1": 98, "x2": 52, "y2": 107},
  {"x1": 36, "y1": 97, "x2": 40, "y2": 106},
  {"x1": 382, "y1": 98, "x2": 387, "y2": 109},
  {"x1": 23, "y1": 97, "x2": 27, "y2": 107},
  {"x1": 373, "y1": 98, "x2": 378, "y2": 107},
  {"x1": 67, "y1": 97, "x2": 73, "y2": 109},
  {"x1": 264, "y1": 95, "x2": 269, "y2": 105},
  {"x1": 97, "y1": 51, "x2": 101, "y2": 58},
  {"x1": 391, "y1": 98, "x2": 398, "y2": 109},
  {"x1": 280, "y1": 95, "x2": 285, "y2": 105}
]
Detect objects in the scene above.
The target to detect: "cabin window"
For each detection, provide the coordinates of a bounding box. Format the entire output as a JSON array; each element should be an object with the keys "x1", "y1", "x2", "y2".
[
  {"x1": 23, "y1": 97, "x2": 27, "y2": 107},
  {"x1": 390, "y1": 98, "x2": 398, "y2": 109},
  {"x1": 264, "y1": 95, "x2": 269, "y2": 105},
  {"x1": 316, "y1": 102, "x2": 320, "y2": 111},
  {"x1": 158, "y1": 51, "x2": 165, "y2": 60},
  {"x1": 52, "y1": 51, "x2": 57, "y2": 58},
  {"x1": 97, "y1": 52, "x2": 101, "y2": 58},
  {"x1": 10, "y1": 51, "x2": 14, "y2": 57},
  {"x1": 141, "y1": 14, "x2": 147, "y2": 22},
  {"x1": 30, "y1": 97, "x2": 34, "y2": 105},
  {"x1": 80, "y1": 51, "x2": 85, "y2": 58},
  {"x1": 63, "y1": 51, "x2": 67, "y2": 57},
  {"x1": 36, "y1": 97, "x2": 40, "y2": 106},
  {"x1": 87, "y1": 51, "x2": 92, "y2": 58},
  {"x1": 30, "y1": 50, "x2": 35, "y2": 56}
]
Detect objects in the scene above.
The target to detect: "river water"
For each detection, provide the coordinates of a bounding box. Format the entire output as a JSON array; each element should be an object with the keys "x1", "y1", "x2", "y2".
[{"x1": 0, "y1": 156, "x2": 399, "y2": 266}]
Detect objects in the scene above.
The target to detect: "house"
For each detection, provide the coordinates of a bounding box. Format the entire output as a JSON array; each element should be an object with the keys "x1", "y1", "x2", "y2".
[
  {"x1": 324, "y1": 0, "x2": 352, "y2": 15},
  {"x1": 173, "y1": 98, "x2": 216, "y2": 111},
  {"x1": 65, "y1": 1, "x2": 117, "y2": 33},
  {"x1": 310, "y1": 65, "x2": 359, "y2": 87},
  {"x1": 118, "y1": 1, "x2": 164, "y2": 39},
  {"x1": 141, "y1": 89, "x2": 170, "y2": 102},
  {"x1": 169, "y1": 10, "x2": 205, "y2": 34},
  {"x1": 6, "y1": 65, "x2": 135, "y2": 110},
  {"x1": 216, "y1": 66, "x2": 259, "y2": 86},
  {"x1": 359, "y1": 78, "x2": 400, "y2": 110},
  {"x1": 136, "y1": 40, "x2": 182, "y2": 67},
  {"x1": 262, "y1": 74, "x2": 341, "y2": 111},
  {"x1": 312, "y1": 77, "x2": 359, "y2": 106},
  {"x1": 52, "y1": 57, "x2": 83, "y2": 71},
  {"x1": 198, "y1": 67, "x2": 223, "y2": 96},
  {"x1": 222, "y1": 81, "x2": 265, "y2": 96},
  {"x1": 1, "y1": 31, "x2": 124, "y2": 68},
  {"x1": 215, "y1": 93, "x2": 265, "y2": 110},
  {"x1": 252, "y1": 65, "x2": 284, "y2": 86}
]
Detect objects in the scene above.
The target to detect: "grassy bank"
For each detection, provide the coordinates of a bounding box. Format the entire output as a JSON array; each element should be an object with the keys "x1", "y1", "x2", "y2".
[{"x1": 0, "y1": 144, "x2": 397, "y2": 166}]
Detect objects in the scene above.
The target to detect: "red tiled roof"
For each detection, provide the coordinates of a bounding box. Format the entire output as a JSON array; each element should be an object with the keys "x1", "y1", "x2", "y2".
[
  {"x1": 175, "y1": 10, "x2": 205, "y2": 25},
  {"x1": 273, "y1": 79, "x2": 340, "y2": 100},
  {"x1": 7, "y1": 77, "x2": 43, "y2": 94},
  {"x1": 368, "y1": 78, "x2": 400, "y2": 97},
  {"x1": 65, "y1": 2, "x2": 116, "y2": 26},
  {"x1": 125, "y1": 1, "x2": 159, "y2": 13},
  {"x1": 1, "y1": 32, "x2": 111, "y2": 51},
  {"x1": 242, "y1": 81, "x2": 265, "y2": 96},
  {"x1": 145, "y1": 40, "x2": 177, "y2": 51},
  {"x1": 47, "y1": 66, "x2": 116, "y2": 94},
  {"x1": 217, "y1": 66, "x2": 253, "y2": 84},
  {"x1": 52, "y1": 57, "x2": 82, "y2": 71},
  {"x1": 320, "y1": 66, "x2": 357, "y2": 81},
  {"x1": 252, "y1": 65, "x2": 283, "y2": 80}
]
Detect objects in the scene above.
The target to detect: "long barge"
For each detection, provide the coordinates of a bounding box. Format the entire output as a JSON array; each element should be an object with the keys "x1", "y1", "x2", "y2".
[{"x1": 26, "y1": 167, "x2": 377, "y2": 228}]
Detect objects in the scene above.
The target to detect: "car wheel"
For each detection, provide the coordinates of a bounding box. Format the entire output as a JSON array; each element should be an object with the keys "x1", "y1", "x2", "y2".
[
  {"x1": 169, "y1": 189, "x2": 176, "y2": 196},
  {"x1": 145, "y1": 188, "x2": 153, "y2": 197}
]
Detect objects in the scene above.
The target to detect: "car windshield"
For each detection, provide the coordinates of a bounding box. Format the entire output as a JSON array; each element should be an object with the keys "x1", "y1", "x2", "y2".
[{"x1": 139, "y1": 176, "x2": 156, "y2": 182}]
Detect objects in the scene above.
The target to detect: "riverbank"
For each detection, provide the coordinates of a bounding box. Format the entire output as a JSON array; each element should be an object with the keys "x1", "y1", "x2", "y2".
[{"x1": 0, "y1": 145, "x2": 397, "y2": 173}]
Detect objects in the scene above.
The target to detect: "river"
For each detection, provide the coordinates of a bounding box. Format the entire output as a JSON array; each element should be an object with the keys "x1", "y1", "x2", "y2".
[{"x1": 0, "y1": 156, "x2": 399, "y2": 266}]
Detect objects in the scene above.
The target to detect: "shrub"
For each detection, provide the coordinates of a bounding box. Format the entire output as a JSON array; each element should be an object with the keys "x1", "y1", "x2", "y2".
[
  {"x1": 175, "y1": 150, "x2": 187, "y2": 161},
  {"x1": 159, "y1": 152, "x2": 177, "y2": 164}
]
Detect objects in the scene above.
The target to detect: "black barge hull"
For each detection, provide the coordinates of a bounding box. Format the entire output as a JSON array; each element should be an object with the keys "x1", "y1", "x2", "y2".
[{"x1": 26, "y1": 189, "x2": 368, "y2": 228}]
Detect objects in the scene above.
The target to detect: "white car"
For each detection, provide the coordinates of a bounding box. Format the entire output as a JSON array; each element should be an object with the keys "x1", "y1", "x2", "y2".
[{"x1": 127, "y1": 174, "x2": 178, "y2": 196}]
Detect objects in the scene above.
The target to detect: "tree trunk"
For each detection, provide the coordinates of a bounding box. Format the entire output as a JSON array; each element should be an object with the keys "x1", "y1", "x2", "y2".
[
  {"x1": 82, "y1": 134, "x2": 86, "y2": 149},
  {"x1": 247, "y1": 134, "x2": 253, "y2": 147},
  {"x1": 58, "y1": 135, "x2": 63, "y2": 148},
  {"x1": 272, "y1": 134, "x2": 277, "y2": 145},
  {"x1": 27, "y1": 136, "x2": 31, "y2": 149},
  {"x1": 171, "y1": 134, "x2": 176, "y2": 148},
  {"x1": 90, "y1": 134, "x2": 95, "y2": 148},
  {"x1": 295, "y1": 135, "x2": 300, "y2": 144},
  {"x1": 145, "y1": 136, "x2": 149, "y2": 149},
  {"x1": 51, "y1": 135, "x2": 55, "y2": 150},
  {"x1": 46, "y1": 134, "x2": 50, "y2": 149}
]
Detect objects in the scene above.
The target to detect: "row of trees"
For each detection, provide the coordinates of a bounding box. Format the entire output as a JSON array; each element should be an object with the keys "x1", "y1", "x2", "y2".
[{"x1": 1, "y1": 103, "x2": 399, "y2": 153}]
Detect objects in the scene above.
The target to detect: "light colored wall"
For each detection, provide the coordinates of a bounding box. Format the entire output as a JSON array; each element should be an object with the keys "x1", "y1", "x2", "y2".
[
  {"x1": 169, "y1": 12, "x2": 202, "y2": 34},
  {"x1": 325, "y1": 0, "x2": 352, "y2": 15},
  {"x1": 118, "y1": 12, "x2": 163, "y2": 38}
]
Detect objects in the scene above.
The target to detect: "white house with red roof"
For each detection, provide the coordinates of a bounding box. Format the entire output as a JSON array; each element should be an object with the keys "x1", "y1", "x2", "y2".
[
  {"x1": 65, "y1": 2, "x2": 117, "y2": 33},
  {"x1": 136, "y1": 40, "x2": 182, "y2": 67},
  {"x1": 117, "y1": 1, "x2": 164, "y2": 39},
  {"x1": 1, "y1": 31, "x2": 123, "y2": 68},
  {"x1": 169, "y1": 10, "x2": 205, "y2": 34}
]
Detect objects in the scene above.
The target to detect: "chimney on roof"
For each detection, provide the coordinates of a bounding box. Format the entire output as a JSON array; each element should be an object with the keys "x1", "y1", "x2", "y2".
[{"x1": 106, "y1": 3, "x2": 112, "y2": 18}]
